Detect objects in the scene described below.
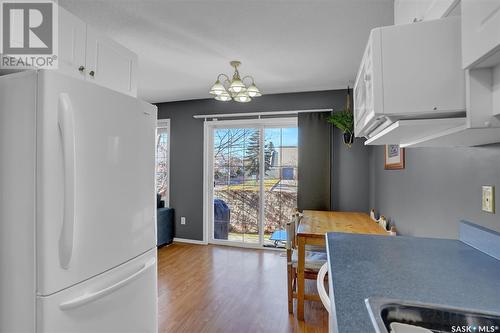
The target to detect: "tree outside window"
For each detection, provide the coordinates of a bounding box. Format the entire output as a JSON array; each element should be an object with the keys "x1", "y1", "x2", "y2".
[{"x1": 156, "y1": 121, "x2": 170, "y2": 206}]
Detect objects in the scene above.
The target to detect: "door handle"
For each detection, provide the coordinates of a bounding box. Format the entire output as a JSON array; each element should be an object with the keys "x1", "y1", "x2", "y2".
[
  {"x1": 59, "y1": 257, "x2": 156, "y2": 311},
  {"x1": 317, "y1": 262, "x2": 331, "y2": 313},
  {"x1": 57, "y1": 93, "x2": 76, "y2": 269}
]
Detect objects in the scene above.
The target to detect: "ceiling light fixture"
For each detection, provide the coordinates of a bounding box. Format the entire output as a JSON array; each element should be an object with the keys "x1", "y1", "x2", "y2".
[{"x1": 209, "y1": 61, "x2": 261, "y2": 102}]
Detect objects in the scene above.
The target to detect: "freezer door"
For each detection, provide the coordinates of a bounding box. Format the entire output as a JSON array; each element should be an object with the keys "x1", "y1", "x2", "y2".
[
  {"x1": 37, "y1": 248, "x2": 157, "y2": 333},
  {"x1": 36, "y1": 70, "x2": 157, "y2": 295}
]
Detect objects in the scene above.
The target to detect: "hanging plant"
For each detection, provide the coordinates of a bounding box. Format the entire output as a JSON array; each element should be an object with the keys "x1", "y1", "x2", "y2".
[{"x1": 327, "y1": 86, "x2": 354, "y2": 148}]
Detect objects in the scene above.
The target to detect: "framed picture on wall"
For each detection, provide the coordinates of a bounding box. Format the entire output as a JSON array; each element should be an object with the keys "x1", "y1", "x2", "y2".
[{"x1": 384, "y1": 144, "x2": 405, "y2": 170}]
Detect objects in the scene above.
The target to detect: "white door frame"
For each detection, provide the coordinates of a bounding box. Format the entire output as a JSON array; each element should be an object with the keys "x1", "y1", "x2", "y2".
[{"x1": 203, "y1": 117, "x2": 297, "y2": 248}]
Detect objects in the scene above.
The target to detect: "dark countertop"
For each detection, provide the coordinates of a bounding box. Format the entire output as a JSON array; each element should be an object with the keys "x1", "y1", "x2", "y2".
[{"x1": 326, "y1": 232, "x2": 500, "y2": 333}]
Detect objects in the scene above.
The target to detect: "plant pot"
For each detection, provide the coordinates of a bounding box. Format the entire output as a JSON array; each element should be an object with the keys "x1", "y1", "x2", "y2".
[{"x1": 343, "y1": 132, "x2": 354, "y2": 147}]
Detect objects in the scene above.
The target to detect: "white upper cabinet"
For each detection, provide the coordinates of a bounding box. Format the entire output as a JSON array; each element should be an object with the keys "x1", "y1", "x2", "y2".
[
  {"x1": 394, "y1": 0, "x2": 460, "y2": 24},
  {"x1": 58, "y1": 8, "x2": 86, "y2": 79},
  {"x1": 58, "y1": 7, "x2": 138, "y2": 97},
  {"x1": 360, "y1": 0, "x2": 500, "y2": 147},
  {"x1": 354, "y1": 17, "x2": 465, "y2": 139},
  {"x1": 456, "y1": 0, "x2": 500, "y2": 143},
  {"x1": 462, "y1": 0, "x2": 500, "y2": 69},
  {"x1": 85, "y1": 27, "x2": 138, "y2": 97}
]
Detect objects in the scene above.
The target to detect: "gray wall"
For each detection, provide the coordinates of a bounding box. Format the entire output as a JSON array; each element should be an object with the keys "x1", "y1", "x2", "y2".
[
  {"x1": 332, "y1": 131, "x2": 370, "y2": 212},
  {"x1": 297, "y1": 112, "x2": 333, "y2": 211},
  {"x1": 369, "y1": 144, "x2": 500, "y2": 239},
  {"x1": 157, "y1": 89, "x2": 500, "y2": 242},
  {"x1": 157, "y1": 90, "x2": 371, "y2": 241}
]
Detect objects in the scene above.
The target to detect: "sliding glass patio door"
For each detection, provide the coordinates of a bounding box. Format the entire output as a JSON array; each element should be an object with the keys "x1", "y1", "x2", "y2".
[
  {"x1": 262, "y1": 127, "x2": 298, "y2": 247},
  {"x1": 205, "y1": 118, "x2": 298, "y2": 248}
]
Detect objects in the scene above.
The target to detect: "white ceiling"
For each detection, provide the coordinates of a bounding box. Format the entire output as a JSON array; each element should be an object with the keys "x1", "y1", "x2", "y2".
[{"x1": 59, "y1": 0, "x2": 394, "y2": 103}]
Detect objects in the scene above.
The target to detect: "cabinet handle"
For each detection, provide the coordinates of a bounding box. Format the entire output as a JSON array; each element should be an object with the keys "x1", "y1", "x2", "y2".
[
  {"x1": 78, "y1": 65, "x2": 85, "y2": 72},
  {"x1": 89, "y1": 70, "x2": 95, "y2": 77}
]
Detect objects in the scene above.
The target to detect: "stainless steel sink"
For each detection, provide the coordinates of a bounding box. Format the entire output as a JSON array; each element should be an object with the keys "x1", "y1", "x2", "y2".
[{"x1": 365, "y1": 298, "x2": 500, "y2": 333}]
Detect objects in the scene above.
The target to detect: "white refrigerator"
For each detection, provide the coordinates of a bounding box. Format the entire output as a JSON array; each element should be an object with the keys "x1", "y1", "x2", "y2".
[{"x1": 0, "y1": 70, "x2": 158, "y2": 332}]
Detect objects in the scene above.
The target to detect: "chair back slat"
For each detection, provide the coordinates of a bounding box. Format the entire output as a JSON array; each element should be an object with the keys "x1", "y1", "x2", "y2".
[
  {"x1": 286, "y1": 221, "x2": 294, "y2": 250},
  {"x1": 286, "y1": 212, "x2": 301, "y2": 250},
  {"x1": 286, "y1": 219, "x2": 296, "y2": 250}
]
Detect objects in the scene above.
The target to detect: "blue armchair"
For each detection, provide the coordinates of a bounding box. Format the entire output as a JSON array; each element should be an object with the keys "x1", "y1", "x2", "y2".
[{"x1": 157, "y1": 194, "x2": 174, "y2": 247}]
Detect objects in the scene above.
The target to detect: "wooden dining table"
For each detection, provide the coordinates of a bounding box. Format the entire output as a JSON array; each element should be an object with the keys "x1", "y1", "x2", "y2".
[{"x1": 296, "y1": 210, "x2": 389, "y2": 321}]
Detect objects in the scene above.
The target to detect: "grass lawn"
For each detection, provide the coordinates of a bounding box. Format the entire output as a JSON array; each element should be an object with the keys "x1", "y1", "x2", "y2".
[
  {"x1": 225, "y1": 179, "x2": 280, "y2": 191},
  {"x1": 228, "y1": 232, "x2": 274, "y2": 243}
]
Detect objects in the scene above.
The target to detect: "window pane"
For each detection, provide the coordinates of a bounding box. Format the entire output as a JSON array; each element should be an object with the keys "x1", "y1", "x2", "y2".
[
  {"x1": 156, "y1": 126, "x2": 169, "y2": 204},
  {"x1": 211, "y1": 124, "x2": 298, "y2": 247},
  {"x1": 213, "y1": 128, "x2": 260, "y2": 243},
  {"x1": 264, "y1": 127, "x2": 298, "y2": 247}
]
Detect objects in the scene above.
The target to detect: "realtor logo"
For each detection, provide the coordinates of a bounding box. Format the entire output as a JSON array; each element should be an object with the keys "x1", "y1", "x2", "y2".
[{"x1": 1, "y1": 0, "x2": 58, "y2": 68}]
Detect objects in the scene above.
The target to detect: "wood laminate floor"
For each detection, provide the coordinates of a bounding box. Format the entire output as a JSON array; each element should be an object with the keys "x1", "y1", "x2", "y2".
[{"x1": 157, "y1": 243, "x2": 328, "y2": 333}]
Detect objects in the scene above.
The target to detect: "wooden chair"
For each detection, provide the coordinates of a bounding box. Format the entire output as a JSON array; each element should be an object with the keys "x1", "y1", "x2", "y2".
[{"x1": 286, "y1": 212, "x2": 327, "y2": 314}]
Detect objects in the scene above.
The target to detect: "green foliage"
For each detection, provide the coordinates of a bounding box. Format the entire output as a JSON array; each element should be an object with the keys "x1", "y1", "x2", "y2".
[
  {"x1": 244, "y1": 130, "x2": 276, "y2": 177},
  {"x1": 328, "y1": 87, "x2": 354, "y2": 134},
  {"x1": 244, "y1": 130, "x2": 260, "y2": 176},
  {"x1": 264, "y1": 141, "x2": 275, "y2": 172},
  {"x1": 327, "y1": 110, "x2": 354, "y2": 134}
]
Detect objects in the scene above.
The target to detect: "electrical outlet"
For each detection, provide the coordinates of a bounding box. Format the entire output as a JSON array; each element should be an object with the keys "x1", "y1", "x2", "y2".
[
  {"x1": 482, "y1": 186, "x2": 495, "y2": 213},
  {"x1": 181, "y1": 216, "x2": 186, "y2": 225}
]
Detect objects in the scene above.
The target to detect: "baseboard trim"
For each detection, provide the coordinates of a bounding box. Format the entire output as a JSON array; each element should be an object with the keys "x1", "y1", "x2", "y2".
[{"x1": 173, "y1": 237, "x2": 208, "y2": 245}]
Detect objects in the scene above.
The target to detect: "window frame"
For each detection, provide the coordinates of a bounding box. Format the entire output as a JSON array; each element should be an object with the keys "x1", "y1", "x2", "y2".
[
  {"x1": 203, "y1": 117, "x2": 298, "y2": 248},
  {"x1": 156, "y1": 119, "x2": 170, "y2": 207}
]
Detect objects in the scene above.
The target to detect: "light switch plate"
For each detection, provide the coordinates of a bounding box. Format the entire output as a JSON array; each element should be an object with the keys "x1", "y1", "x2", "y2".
[{"x1": 482, "y1": 186, "x2": 495, "y2": 213}]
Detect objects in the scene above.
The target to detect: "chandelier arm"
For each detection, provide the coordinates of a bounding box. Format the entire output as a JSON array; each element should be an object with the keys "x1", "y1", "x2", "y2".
[
  {"x1": 241, "y1": 75, "x2": 255, "y2": 86},
  {"x1": 217, "y1": 73, "x2": 231, "y2": 85}
]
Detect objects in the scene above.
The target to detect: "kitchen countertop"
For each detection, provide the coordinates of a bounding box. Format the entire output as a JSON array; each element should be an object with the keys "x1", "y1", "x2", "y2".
[{"x1": 326, "y1": 232, "x2": 500, "y2": 333}]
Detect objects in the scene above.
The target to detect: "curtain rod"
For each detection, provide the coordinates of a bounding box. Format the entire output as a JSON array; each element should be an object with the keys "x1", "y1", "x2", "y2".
[{"x1": 192, "y1": 108, "x2": 333, "y2": 120}]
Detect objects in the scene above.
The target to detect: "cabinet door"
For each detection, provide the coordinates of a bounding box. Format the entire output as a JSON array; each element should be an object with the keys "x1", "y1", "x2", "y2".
[
  {"x1": 58, "y1": 8, "x2": 86, "y2": 79},
  {"x1": 382, "y1": 17, "x2": 464, "y2": 116},
  {"x1": 354, "y1": 38, "x2": 379, "y2": 138},
  {"x1": 462, "y1": 0, "x2": 500, "y2": 68},
  {"x1": 353, "y1": 66, "x2": 366, "y2": 134},
  {"x1": 85, "y1": 26, "x2": 138, "y2": 96},
  {"x1": 354, "y1": 48, "x2": 370, "y2": 130}
]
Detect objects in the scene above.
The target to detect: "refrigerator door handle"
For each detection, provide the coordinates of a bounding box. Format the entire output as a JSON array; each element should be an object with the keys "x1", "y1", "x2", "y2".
[
  {"x1": 57, "y1": 93, "x2": 76, "y2": 269},
  {"x1": 59, "y1": 257, "x2": 156, "y2": 311}
]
